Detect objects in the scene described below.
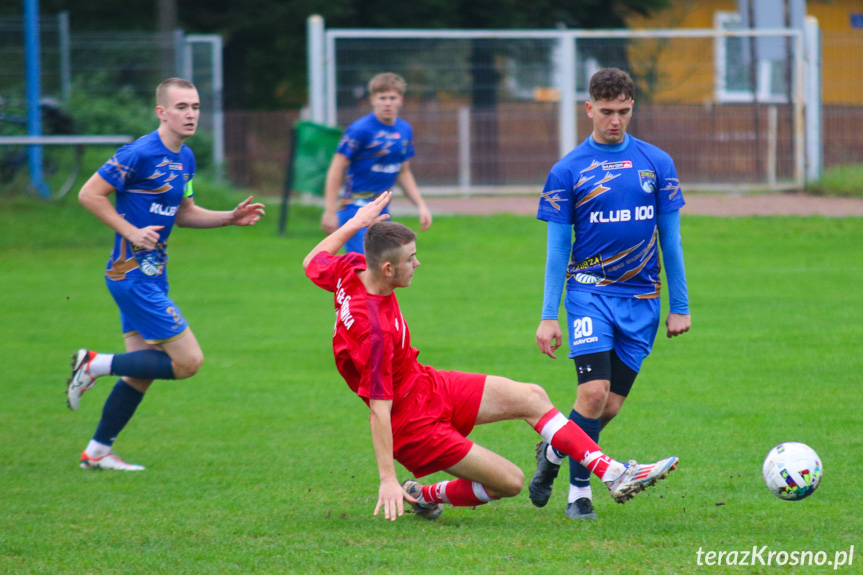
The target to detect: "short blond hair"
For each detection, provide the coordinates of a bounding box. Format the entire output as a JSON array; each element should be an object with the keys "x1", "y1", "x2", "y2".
[
  {"x1": 368, "y1": 73, "x2": 406, "y2": 97},
  {"x1": 156, "y1": 78, "x2": 196, "y2": 107}
]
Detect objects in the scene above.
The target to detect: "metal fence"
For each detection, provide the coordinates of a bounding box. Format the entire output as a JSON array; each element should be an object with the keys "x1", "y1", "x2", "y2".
[
  {"x1": 0, "y1": 13, "x2": 223, "y2": 177},
  {"x1": 309, "y1": 23, "x2": 824, "y2": 193}
]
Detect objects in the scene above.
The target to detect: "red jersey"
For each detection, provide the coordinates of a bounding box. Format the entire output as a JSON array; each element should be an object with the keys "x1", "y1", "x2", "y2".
[{"x1": 306, "y1": 251, "x2": 432, "y2": 411}]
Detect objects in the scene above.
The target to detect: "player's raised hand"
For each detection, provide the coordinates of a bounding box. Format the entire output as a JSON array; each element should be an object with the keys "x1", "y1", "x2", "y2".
[
  {"x1": 536, "y1": 318, "x2": 563, "y2": 359},
  {"x1": 231, "y1": 196, "x2": 266, "y2": 226},
  {"x1": 127, "y1": 225, "x2": 164, "y2": 251},
  {"x1": 351, "y1": 191, "x2": 393, "y2": 229}
]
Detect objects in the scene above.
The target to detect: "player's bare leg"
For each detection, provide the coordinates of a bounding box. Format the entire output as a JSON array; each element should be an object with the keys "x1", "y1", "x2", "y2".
[{"x1": 476, "y1": 375, "x2": 677, "y2": 504}]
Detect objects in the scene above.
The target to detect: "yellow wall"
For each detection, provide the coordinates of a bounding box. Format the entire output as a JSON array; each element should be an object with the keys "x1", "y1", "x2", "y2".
[{"x1": 625, "y1": 0, "x2": 863, "y2": 105}]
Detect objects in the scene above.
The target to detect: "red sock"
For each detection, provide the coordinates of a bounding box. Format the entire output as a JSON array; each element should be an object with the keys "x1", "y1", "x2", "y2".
[
  {"x1": 421, "y1": 479, "x2": 493, "y2": 507},
  {"x1": 534, "y1": 408, "x2": 614, "y2": 479}
]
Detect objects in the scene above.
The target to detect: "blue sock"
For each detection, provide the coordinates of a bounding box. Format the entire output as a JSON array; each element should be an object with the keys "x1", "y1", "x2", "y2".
[
  {"x1": 111, "y1": 349, "x2": 175, "y2": 380},
  {"x1": 568, "y1": 409, "x2": 602, "y2": 487},
  {"x1": 93, "y1": 380, "x2": 145, "y2": 446}
]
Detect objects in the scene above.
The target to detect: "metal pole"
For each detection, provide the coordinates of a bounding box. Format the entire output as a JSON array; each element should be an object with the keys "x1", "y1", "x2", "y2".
[
  {"x1": 766, "y1": 105, "x2": 777, "y2": 186},
  {"x1": 212, "y1": 35, "x2": 225, "y2": 183},
  {"x1": 326, "y1": 32, "x2": 337, "y2": 126},
  {"x1": 804, "y1": 17, "x2": 822, "y2": 183},
  {"x1": 307, "y1": 15, "x2": 326, "y2": 124},
  {"x1": 458, "y1": 105, "x2": 471, "y2": 194},
  {"x1": 793, "y1": 32, "x2": 806, "y2": 188},
  {"x1": 558, "y1": 33, "x2": 576, "y2": 159},
  {"x1": 58, "y1": 11, "x2": 71, "y2": 103},
  {"x1": 24, "y1": 0, "x2": 49, "y2": 198},
  {"x1": 173, "y1": 28, "x2": 185, "y2": 77}
]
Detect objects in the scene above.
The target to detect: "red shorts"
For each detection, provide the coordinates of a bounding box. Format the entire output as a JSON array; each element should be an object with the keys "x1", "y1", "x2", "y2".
[{"x1": 391, "y1": 369, "x2": 486, "y2": 478}]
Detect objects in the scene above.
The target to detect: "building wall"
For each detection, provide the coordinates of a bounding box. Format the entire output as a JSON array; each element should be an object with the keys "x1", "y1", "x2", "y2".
[{"x1": 627, "y1": 0, "x2": 863, "y2": 106}]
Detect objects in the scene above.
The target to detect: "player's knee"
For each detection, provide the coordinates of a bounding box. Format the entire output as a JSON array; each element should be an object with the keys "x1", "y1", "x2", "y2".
[
  {"x1": 504, "y1": 468, "x2": 526, "y2": 497},
  {"x1": 525, "y1": 383, "x2": 552, "y2": 409},
  {"x1": 487, "y1": 469, "x2": 525, "y2": 499},
  {"x1": 173, "y1": 351, "x2": 204, "y2": 379},
  {"x1": 577, "y1": 381, "x2": 610, "y2": 410}
]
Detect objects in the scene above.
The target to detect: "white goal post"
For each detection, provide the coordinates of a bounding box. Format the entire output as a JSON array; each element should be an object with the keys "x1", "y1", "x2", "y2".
[{"x1": 307, "y1": 16, "x2": 822, "y2": 194}]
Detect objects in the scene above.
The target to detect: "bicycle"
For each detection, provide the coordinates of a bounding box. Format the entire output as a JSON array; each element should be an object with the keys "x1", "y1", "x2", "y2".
[{"x1": 0, "y1": 95, "x2": 84, "y2": 199}]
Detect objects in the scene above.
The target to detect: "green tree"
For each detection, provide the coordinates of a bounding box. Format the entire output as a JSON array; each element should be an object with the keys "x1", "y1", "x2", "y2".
[{"x1": 3, "y1": 0, "x2": 668, "y2": 109}]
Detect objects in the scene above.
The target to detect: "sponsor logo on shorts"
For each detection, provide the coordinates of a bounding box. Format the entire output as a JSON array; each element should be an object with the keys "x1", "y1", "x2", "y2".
[{"x1": 572, "y1": 317, "x2": 598, "y2": 345}]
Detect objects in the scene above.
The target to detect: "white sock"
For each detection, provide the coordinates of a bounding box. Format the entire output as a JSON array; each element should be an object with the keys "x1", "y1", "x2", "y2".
[
  {"x1": 545, "y1": 444, "x2": 564, "y2": 465},
  {"x1": 568, "y1": 484, "x2": 593, "y2": 503},
  {"x1": 88, "y1": 353, "x2": 114, "y2": 378},
  {"x1": 600, "y1": 460, "x2": 627, "y2": 482},
  {"x1": 85, "y1": 440, "x2": 112, "y2": 459}
]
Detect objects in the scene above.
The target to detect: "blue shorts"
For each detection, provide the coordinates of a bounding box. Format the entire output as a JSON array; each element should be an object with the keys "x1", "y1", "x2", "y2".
[
  {"x1": 338, "y1": 202, "x2": 391, "y2": 254},
  {"x1": 106, "y1": 277, "x2": 189, "y2": 344},
  {"x1": 564, "y1": 290, "x2": 660, "y2": 373}
]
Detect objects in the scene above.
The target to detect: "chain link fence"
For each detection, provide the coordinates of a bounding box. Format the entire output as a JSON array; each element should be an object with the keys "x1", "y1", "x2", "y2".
[{"x1": 0, "y1": 13, "x2": 222, "y2": 177}]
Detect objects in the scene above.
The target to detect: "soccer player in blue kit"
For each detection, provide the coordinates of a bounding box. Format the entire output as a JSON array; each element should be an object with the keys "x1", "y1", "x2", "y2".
[
  {"x1": 529, "y1": 68, "x2": 691, "y2": 519},
  {"x1": 320, "y1": 72, "x2": 432, "y2": 253},
  {"x1": 65, "y1": 78, "x2": 265, "y2": 470}
]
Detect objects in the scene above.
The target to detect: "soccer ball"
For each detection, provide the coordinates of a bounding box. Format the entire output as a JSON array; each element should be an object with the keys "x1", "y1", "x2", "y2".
[{"x1": 762, "y1": 442, "x2": 822, "y2": 501}]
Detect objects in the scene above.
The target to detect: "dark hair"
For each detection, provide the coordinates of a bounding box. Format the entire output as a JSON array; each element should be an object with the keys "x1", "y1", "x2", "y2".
[
  {"x1": 156, "y1": 78, "x2": 197, "y2": 106},
  {"x1": 588, "y1": 68, "x2": 635, "y2": 102},
  {"x1": 364, "y1": 222, "x2": 416, "y2": 271}
]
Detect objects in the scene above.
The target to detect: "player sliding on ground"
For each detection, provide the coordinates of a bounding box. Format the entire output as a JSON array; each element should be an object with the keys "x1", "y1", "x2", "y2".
[{"x1": 303, "y1": 192, "x2": 678, "y2": 521}]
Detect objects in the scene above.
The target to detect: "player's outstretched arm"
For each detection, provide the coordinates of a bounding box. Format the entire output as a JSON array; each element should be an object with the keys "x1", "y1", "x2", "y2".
[
  {"x1": 302, "y1": 191, "x2": 392, "y2": 269},
  {"x1": 78, "y1": 172, "x2": 164, "y2": 250},
  {"x1": 369, "y1": 399, "x2": 416, "y2": 522},
  {"x1": 175, "y1": 195, "x2": 265, "y2": 229}
]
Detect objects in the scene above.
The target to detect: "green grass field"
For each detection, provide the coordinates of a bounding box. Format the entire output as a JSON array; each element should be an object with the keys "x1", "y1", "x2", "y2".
[{"x1": 1, "y1": 190, "x2": 862, "y2": 574}]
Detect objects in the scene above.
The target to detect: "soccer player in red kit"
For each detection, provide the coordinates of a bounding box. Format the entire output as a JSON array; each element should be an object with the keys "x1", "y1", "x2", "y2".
[{"x1": 303, "y1": 192, "x2": 678, "y2": 521}]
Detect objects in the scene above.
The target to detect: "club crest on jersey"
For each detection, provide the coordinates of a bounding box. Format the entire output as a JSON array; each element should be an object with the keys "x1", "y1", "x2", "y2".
[
  {"x1": 602, "y1": 161, "x2": 632, "y2": 170},
  {"x1": 639, "y1": 170, "x2": 657, "y2": 193}
]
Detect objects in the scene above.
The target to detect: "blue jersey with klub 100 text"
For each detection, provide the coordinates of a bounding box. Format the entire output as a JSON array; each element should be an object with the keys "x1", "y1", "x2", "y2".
[
  {"x1": 97, "y1": 130, "x2": 196, "y2": 282},
  {"x1": 537, "y1": 134, "x2": 685, "y2": 299},
  {"x1": 336, "y1": 113, "x2": 415, "y2": 207}
]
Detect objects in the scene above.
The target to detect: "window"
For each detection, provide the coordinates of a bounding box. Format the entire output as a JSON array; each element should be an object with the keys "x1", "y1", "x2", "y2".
[{"x1": 715, "y1": 11, "x2": 791, "y2": 103}]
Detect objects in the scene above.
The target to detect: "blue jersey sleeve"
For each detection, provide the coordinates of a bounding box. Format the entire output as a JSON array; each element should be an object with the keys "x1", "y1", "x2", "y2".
[
  {"x1": 542, "y1": 221, "x2": 572, "y2": 319},
  {"x1": 656, "y1": 154, "x2": 685, "y2": 214},
  {"x1": 335, "y1": 121, "x2": 367, "y2": 161},
  {"x1": 657, "y1": 209, "x2": 689, "y2": 314},
  {"x1": 98, "y1": 144, "x2": 140, "y2": 192},
  {"x1": 537, "y1": 168, "x2": 573, "y2": 225}
]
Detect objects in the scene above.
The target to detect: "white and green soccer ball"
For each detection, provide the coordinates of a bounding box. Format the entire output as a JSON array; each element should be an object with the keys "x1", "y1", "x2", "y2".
[{"x1": 762, "y1": 442, "x2": 822, "y2": 501}]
